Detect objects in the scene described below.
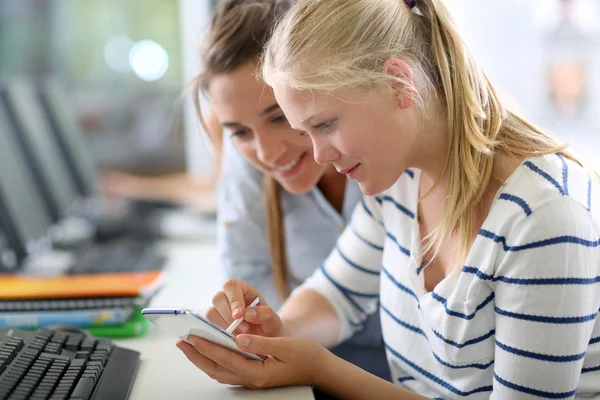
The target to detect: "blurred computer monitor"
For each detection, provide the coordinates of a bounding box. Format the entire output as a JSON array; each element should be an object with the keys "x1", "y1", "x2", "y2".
[
  {"x1": 0, "y1": 80, "x2": 79, "y2": 223},
  {"x1": 37, "y1": 78, "x2": 98, "y2": 197},
  {"x1": 0, "y1": 99, "x2": 54, "y2": 261}
]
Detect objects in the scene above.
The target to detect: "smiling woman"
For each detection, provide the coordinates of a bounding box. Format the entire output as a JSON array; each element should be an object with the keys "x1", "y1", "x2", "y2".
[
  {"x1": 207, "y1": 61, "x2": 330, "y2": 196},
  {"x1": 186, "y1": 0, "x2": 390, "y2": 383}
]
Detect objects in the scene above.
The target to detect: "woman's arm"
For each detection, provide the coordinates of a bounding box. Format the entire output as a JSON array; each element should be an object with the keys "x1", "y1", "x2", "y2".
[
  {"x1": 178, "y1": 330, "x2": 429, "y2": 399},
  {"x1": 316, "y1": 352, "x2": 429, "y2": 400},
  {"x1": 278, "y1": 288, "x2": 341, "y2": 347}
]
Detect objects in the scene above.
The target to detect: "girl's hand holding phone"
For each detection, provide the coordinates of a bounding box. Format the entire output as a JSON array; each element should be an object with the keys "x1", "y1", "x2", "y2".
[{"x1": 175, "y1": 279, "x2": 331, "y2": 389}]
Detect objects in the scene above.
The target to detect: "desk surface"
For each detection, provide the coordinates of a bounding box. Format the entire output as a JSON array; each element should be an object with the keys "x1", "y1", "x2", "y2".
[{"x1": 114, "y1": 241, "x2": 314, "y2": 400}]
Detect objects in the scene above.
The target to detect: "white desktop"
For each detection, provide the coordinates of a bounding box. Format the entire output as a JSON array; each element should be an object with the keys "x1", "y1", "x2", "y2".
[{"x1": 113, "y1": 240, "x2": 314, "y2": 400}]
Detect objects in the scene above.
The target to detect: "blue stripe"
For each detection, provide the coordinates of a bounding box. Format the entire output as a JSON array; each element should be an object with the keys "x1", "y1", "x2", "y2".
[
  {"x1": 582, "y1": 364, "x2": 600, "y2": 373},
  {"x1": 524, "y1": 161, "x2": 564, "y2": 195},
  {"x1": 405, "y1": 169, "x2": 415, "y2": 179},
  {"x1": 496, "y1": 339, "x2": 586, "y2": 362},
  {"x1": 398, "y1": 376, "x2": 415, "y2": 383},
  {"x1": 498, "y1": 193, "x2": 532, "y2": 216},
  {"x1": 479, "y1": 229, "x2": 600, "y2": 251},
  {"x1": 319, "y1": 263, "x2": 367, "y2": 315},
  {"x1": 379, "y1": 195, "x2": 415, "y2": 219},
  {"x1": 557, "y1": 154, "x2": 569, "y2": 195},
  {"x1": 382, "y1": 305, "x2": 490, "y2": 370},
  {"x1": 384, "y1": 342, "x2": 493, "y2": 397},
  {"x1": 416, "y1": 262, "x2": 426, "y2": 275},
  {"x1": 430, "y1": 291, "x2": 494, "y2": 320},
  {"x1": 590, "y1": 336, "x2": 600, "y2": 345},
  {"x1": 351, "y1": 227, "x2": 384, "y2": 251},
  {"x1": 432, "y1": 351, "x2": 493, "y2": 370},
  {"x1": 381, "y1": 304, "x2": 425, "y2": 337},
  {"x1": 431, "y1": 327, "x2": 495, "y2": 349},
  {"x1": 361, "y1": 198, "x2": 384, "y2": 227},
  {"x1": 375, "y1": 196, "x2": 383, "y2": 205},
  {"x1": 381, "y1": 266, "x2": 419, "y2": 302},
  {"x1": 336, "y1": 246, "x2": 380, "y2": 276},
  {"x1": 463, "y1": 266, "x2": 600, "y2": 286},
  {"x1": 385, "y1": 231, "x2": 411, "y2": 257},
  {"x1": 494, "y1": 373, "x2": 576, "y2": 398},
  {"x1": 588, "y1": 177, "x2": 592, "y2": 212},
  {"x1": 495, "y1": 306, "x2": 597, "y2": 324},
  {"x1": 383, "y1": 304, "x2": 494, "y2": 355},
  {"x1": 319, "y1": 263, "x2": 379, "y2": 298}
]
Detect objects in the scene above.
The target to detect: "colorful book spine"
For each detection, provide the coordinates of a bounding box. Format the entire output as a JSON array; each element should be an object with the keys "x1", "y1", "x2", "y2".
[
  {"x1": 0, "y1": 307, "x2": 133, "y2": 329},
  {"x1": 0, "y1": 295, "x2": 152, "y2": 311},
  {"x1": 87, "y1": 308, "x2": 148, "y2": 338}
]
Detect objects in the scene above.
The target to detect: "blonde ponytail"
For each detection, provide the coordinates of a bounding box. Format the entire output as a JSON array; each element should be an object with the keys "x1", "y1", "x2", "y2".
[{"x1": 263, "y1": 0, "x2": 595, "y2": 273}]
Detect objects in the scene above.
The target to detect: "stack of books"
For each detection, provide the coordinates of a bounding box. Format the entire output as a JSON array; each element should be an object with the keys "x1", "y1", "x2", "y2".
[{"x1": 0, "y1": 270, "x2": 165, "y2": 338}]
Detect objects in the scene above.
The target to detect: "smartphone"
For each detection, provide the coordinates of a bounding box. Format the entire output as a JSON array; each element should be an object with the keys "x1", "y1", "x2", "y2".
[{"x1": 141, "y1": 308, "x2": 264, "y2": 360}]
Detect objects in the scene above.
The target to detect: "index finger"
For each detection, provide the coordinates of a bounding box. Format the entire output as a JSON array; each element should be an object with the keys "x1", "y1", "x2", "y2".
[
  {"x1": 222, "y1": 279, "x2": 266, "y2": 319},
  {"x1": 189, "y1": 336, "x2": 263, "y2": 380}
]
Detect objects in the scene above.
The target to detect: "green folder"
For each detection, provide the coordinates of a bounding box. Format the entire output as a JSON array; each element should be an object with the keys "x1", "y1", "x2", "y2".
[{"x1": 86, "y1": 308, "x2": 148, "y2": 338}]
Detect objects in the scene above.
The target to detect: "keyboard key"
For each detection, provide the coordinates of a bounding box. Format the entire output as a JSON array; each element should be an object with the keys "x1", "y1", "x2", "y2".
[
  {"x1": 51, "y1": 332, "x2": 68, "y2": 346},
  {"x1": 22, "y1": 349, "x2": 40, "y2": 358},
  {"x1": 86, "y1": 360, "x2": 102, "y2": 368},
  {"x1": 75, "y1": 351, "x2": 90, "y2": 361},
  {"x1": 81, "y1": 372, "x2": 98, "y2": 384},
  {"x1": 94, "y1": 343, "x2": 112, "y2": 353},
  {"x1": 70, "y1": 377, "x2": 95, "y2": 400},
  {"x1": 8, "y1": 393, "x2": 30, "y2": 400},
  {"x1": 80, "y1": 339, "x2": 95, "y2": 353},
  {"x1": 40, "y1": 352, "x2": 71, "y2": 363},
  {"x1": 6, "y1": 338, "x2": 24, "y2": 348},
  {"x1": 70, "y1": 359, "x2": 86, "y2": 368}
]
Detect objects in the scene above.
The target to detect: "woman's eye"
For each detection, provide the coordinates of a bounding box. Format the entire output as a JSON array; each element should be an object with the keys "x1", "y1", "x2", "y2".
[
  {"x1": 231, "y1": 129, "x2": 249, "y2": 139},
  {"x1": 271, "y1": 115, "x2": 287, "y2": 123}
]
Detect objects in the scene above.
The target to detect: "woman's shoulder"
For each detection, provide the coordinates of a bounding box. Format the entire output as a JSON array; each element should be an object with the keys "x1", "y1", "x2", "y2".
[
  {"x1": 491, "y1": 153, "x2": 598, "y2": 229},
  {"x1": 476, "y1": 153, "x2": 600, "y2": 275}
]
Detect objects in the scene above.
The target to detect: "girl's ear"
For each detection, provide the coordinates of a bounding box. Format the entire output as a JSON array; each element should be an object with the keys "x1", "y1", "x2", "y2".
[{"x1": 382, "y1": 58, "x2": 414, "y2": 109}]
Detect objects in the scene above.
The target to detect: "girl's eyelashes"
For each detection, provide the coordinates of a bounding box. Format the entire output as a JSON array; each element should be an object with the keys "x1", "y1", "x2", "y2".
[{"x1": 314, "y1": 118, "x2": 337, "y2": 131}]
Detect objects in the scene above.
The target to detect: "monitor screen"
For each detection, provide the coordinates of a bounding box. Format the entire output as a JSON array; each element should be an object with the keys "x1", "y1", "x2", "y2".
[
  {"x1": 2, "y1": 80, "x2": 78, "y2": 221},
  {"x1": 0, "y1": 103, "x2": 53, "y2": 259},
  {"x1": 38, "y1": 79, "x2": 98, "y2": 197}
]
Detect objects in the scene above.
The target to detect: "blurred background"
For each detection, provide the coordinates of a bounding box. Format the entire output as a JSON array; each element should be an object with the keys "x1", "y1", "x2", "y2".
[{"x1": 0, "y1": 0, "x2": 598, "y2": 177}]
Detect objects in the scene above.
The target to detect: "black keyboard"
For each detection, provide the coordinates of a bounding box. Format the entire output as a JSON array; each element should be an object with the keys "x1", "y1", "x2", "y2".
[
  {"x1": 68, "y1": 244, "x2": 165, "y2": 275},
  {"x1": 0, "y1": 328, "x2": 139, "y2": 400}
]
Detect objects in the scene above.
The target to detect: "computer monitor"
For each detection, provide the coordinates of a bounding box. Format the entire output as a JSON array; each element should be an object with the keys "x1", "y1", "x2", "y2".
[
  {"x1": 0, "y1": 80, "x2": 79, "y2": 223},
  {"x1": 0, "y1": 100, "x2": 54, "y2": 261},
  {"x1": 37, "y1": 78, "x2": 98, "y2": 197}
]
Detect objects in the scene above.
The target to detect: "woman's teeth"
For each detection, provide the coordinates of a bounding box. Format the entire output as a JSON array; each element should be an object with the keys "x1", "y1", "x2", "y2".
[{"x1": 279, "y1": 155, "x2": 302, "y2": 172}]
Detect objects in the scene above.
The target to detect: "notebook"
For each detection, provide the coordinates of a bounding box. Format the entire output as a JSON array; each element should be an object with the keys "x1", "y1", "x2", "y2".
[
  {"x1": 0, "y1": 292, "x2": 159, "y2": 312},
  {"x1": 0, "y1": 270, "x2": 166, "y2": 300},
  {"x1": 0, "y1": 307, "x2": 134, "y2": 329}
]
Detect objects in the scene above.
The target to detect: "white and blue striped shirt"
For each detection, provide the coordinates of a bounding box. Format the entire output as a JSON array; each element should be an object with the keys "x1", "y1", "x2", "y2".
[{"x1": 302, "y1": 154, "x2": 600, "y2": 399}]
